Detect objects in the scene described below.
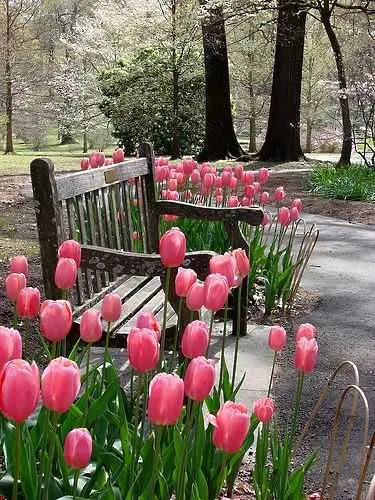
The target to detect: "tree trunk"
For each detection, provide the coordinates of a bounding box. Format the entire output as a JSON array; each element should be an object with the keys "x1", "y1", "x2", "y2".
[
  {"x1": 5, "y1": 0, "x2": 14, "y2": 154},
  {"x1": 321, "y1": 10, "x2": 352, "y2": 166},
  {"x1": 305, "y1": 51, "x2": 314, "y2": 153},
  {"x1": 197, "y1": 1, "x2": 244, "y2": 161},
  {"x1": 248, "y1": 29, "x2": 257, "y2": 152},
  {"x1": 83, "y1": 128, "x2": 88, "y2": 154},
  {"x1": 306, "y1": 118, "x2": 313, "y2": 153},
  {"x1": 171, "y1": 0, "x2": 181, "y2": 159},
  {"x1": 258, "y1": 0, "x2": 307, "y2": 161}
]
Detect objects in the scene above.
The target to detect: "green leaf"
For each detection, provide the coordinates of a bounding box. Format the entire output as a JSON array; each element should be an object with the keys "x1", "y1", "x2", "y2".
[{"x1": 87, "y1": 382, "x2": 118, "y2": 428}]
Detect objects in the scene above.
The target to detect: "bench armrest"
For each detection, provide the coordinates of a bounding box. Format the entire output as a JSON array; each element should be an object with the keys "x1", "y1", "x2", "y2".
[
  {"x1": 81, "y1": 245, "x2": 215, "y2": 280},
  {"x1": 154, "y1": 200, "x2": 263, "y2": 226}
]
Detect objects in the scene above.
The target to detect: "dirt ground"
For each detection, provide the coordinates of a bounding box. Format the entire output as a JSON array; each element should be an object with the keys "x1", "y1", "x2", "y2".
[{"x1": 1, "y1": 165, "x2": 375, "y2": 498}]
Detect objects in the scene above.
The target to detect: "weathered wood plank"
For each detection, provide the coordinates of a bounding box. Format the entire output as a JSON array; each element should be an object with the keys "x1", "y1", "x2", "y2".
[
  {"x1": 65, "y1": 198, "x2": 85, "y2": 305},
  {"x1": 154, "y1": 200, "x2": 263, "y2": 225},
  {"x1": 55, "y1": 159, "x2": 149, "y2": 200},
  {"x1": 135, "y1": 177, "x2": 148, "y2": 252},
  {"x1": 120, "y1": 182, "x2": 134, "y2": 252},
  {"x1": 85, "y1": 192, "x2": 102, "y2": 293},
  {"x1": 81, "y1": 245, "x2": 215, "y2": 280}
]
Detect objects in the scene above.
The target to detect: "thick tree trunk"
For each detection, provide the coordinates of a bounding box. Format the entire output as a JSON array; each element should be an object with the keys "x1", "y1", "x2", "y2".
[
  {"x1": 258, "y1": 0, "x2": 307, "y2": 161},
  {"x1": 306, "y1": 119, "x2": 313, "y2": 153},
  {"x1": 249, "y1": 75, "x2": 257, "y2": 152},
  {"x1": 5, "y1": 0, "x2": 14, "y2": 154},
  {"x1": 170, "y1": 0, "x2": 181, "y2": 159},
  {"x1": 321, "y1": 10, "x2": 352, "y2": 166},
  {"x1": 197, "y1": 1, "x2": 244, "y2": 161}
]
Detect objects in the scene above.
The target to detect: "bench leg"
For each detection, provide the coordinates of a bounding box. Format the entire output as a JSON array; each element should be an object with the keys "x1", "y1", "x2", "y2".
[{"x1": 232, "y1": 278, "x2": 248, "y2": 337}]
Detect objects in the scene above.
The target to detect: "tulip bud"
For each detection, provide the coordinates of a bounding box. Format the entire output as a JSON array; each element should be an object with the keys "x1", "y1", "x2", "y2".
[
  {"x1": 135, "y1": 312, "x2": 161, "y2": 341},
  {"x1": 261, "y1": 212, "x2": 271, "y2": 226},
  {"x1": 244, "y1": 184, "x2": 255, "y2": 199},
  {"x1": 181, "y1": 321, "x2": 209, "y2": 359},
  {"x1": 253, "y1": 397, "x2": 275, "y2": 423},
  {"x1": 258, "y1": 168, "x2": 270, "y2": 184},
  {"x1": 232, "y1": 249, "x2": 250, "y2": 279},
  {"x1": 294, "y1": 338, "x2": 318, "y2": 373},
  {"x1": 0, "y1": 360, "x2": 40, "y2": 422},
  {"x1": 227, "y1": 196, "x2": 239, "y2": 208},
  {"x1": 58, "y1": 240, "x2": 81, "y2": 267},
  {"x1": 148, "y1": 373, "x2": 184, "y2": 425},
  {"x1": 159, "y1": 228, "x2": 186, "y2": 268},
  {"x1": 243, "y1": 171, "x2": 254, "y2": 185},
  {"x1": 42, "y1": 357, "x2": 81, "y2": 413},
  {"x1": 128, "y1": 328, "x2": 159, "y2": 373},
  {"x1": 274, "y1": 186, "x2": 286, "y2": 202},
  {"x1": 0, "y1": 326, "x2": 22, "y2": 369},
  {"x1": 80, "y1": 310, "x2": 102, "y2": 343},
  {"x1": 101, "y1": 293, "x2": 122, "y2": 322},
  {"x1": 9, "y1": 255, "x2": 28, "y2": 277},
  {"x1": 290, "y1": 206, "x2": 300, "y2": 222},
  {"x1": 292, "y1": 198, "x2": 303, "y2": 211},
  {"x1": 203, "y1": 274, "x2": 229, "y2": 312},
  {"x1": 268, "y1": 325, "x2": 287, "y2": 352},
  {"x1": 64, "y1": 428, "x2": 92, "y2": 469},
  {"x1": 16, "y1": 287, "x2": 40, "y2": 318},
  {"x1": 5, "y1": 273, "x2": 26, "y2": 301},
  {"x1": 209, "y1": 254, "x2": 236, "y2": 288},
  {"x1": 260, "y1": 191, "x2": 270, "y2": 205},
  {"x1": 175, "y1": 268, "x2": 197, "y2": 298},
  {"x1": 80, "y1": 158, "x2": 90, "y2": 171},
  {"x1": 40, "y1": 300, "x2": 73, "y2": 342},
  {"x1": 186, "y1": 281, "x2": 205, "y2": 311},
  {"x1": 55, "y1": 258, "x2": 77, "y2": 290},
  {"x1": 112, "y1": 148, "x2": 125, "y2": 163},
  {"x1": 184, "y1": 356, "x2": 215, "y2": 401},
  {"x1": 209, "y1": 401, "x2": 250, "y2": 453},
  {"x1": 278, "y1": 207, "x2": 290, "y2": 227},
  {"x1": 295, "y1": 323, "x2": 316, "y2": 342}
]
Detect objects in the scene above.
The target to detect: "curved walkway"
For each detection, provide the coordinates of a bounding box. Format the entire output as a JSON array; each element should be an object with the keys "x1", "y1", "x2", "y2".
[{"x1": 275, "y1": 213, "x2": 375, "y2": 499}]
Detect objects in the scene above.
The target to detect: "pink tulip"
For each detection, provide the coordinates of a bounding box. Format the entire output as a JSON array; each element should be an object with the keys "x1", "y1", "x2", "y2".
[
  {"x1": 101, "y1": 293, "x2": 122, "y2": 322},
  {"x1": 166, "y1": 190, "x2": 179, "y2": 201},
  {"x1": 104, "y1": 159, "x2": 113, "y2": 166},
  {"x1": 163, "y1": 214, "x2": 178, "y2": 222},
  {"x1": 294, "y1": 338, "x2": 318, "y2": 373},
  {"x1": 210, "y1": 401, "x2": 250, "y2": 453},
  {"x1": 168, "y1": 178, "x2": 178, "y2": 191},
  {"x1": 112, "y1": 148, "x2": 125, "y2": 164},
  {"x1": 0, "y1": 359, "x2": 40, "y2": 422},
  {"x1": 268, "y1": 326, "x2": 287, "y2": 351},
  {"x1": 186, "y1": 281, "x2": 205, "y2": 311},
  {"x1": 10, "y1": 255, "x2": 28, "y2": 277},
  {"x1": 244, "y1": 185, "x2": 255, "y2": 200},
  {"x1": 184, "y1": 356, "x2": 215, "y2": 401},
  {"x1": 128, "y1": 328, "x2": 159, "y2": 373},
  {"x1": 42, "y1": 357, "x2": 81, "y2": 413},
  {"x1": 135, "y1": 312, "x2": 161, "y2": 341},
  {"x1": 232, "y1": 249, "x2": 250, "y2": 279},
  {"x1": 183, "y1": 159, "x2": 195, "y2": 176},
  {"x1": 40, "y1": 300, "x2": 73, "y2": 342},
  {"x1": 132, "y1": 231, "x2": 140, "y2": 240},
  {"x1": 148, "y1": 373, "x2": 184, "y2": 425},
  {"x1": 258, "y1": 168, "x2": 270, "y2": 184},
  {"x1": 228, "y1": 196, "x2": 239, "y2": 208},
  {"x1": 97, "y1": 152, "x2": 105, "y2": 167},
  {"x1": 204, "y1": 274, "x2": 229, "y2": 311},
  {"x1": 175, "y1": 268, "x2": 197, "y2": 298},
  {"x1": 80, "y1": 158, "x2": 90, "y2": 171},
  {"x1": 216, "y1": 195, "x2": 224, "y2": 205},
  {"x1": 260, "y1": 191, "x2": 270, "y2": 205},
  {"x1": 89, "y1": 152, "x2": 99, "y2": 169},
  {"x1": 181, "y1": 321, "x2": 209, "y2": 359},
  {"x1": 261, "y1": 212, "x2": 271, "y2": 226},
  {"x1": 190, "y1": 170, "x2": 201, "y2": 185},
  {"x1": 292, "y1": 198, "x2": 303, "y2": 211},
  {"x1": 243, "y1": 171, "x2": 254, "y2": 185},
  {"x1": 64, "y1": 428, "x2": 92, "y2": 469},
  {"x1": 278, "y1": 207, "x2": 290, "y2": 227},
  {"x1": 16, "y1": 287, "x2": 40, "y2": 318},
  {"x1": 159, "y1": 228, "x2": 186, "y2": 268},
  {"x1": 241, "y1": 197, "x2": 250, "y2": 207},
  {"x1": 215, "y1": 176, "x2": 223, "y2": 188},
  {"x1": 55, "y1": 258, "x2": 77, "y2": 289},
  {"x1": 58, "y1": 240, "x2": 81, "y2": 267},
  {"x1": 290, "y1": 207, "x2": 300, "y2": 222},
  {"x1": 0, "y1": 326, "x2": 22, "y2": 369},
  {"x1": 80, "y1": 310, "x2": 102, "y2": 343},
  {"x1": 176, "y1": 172, "x2": 185, "y2": 186},
  {"x1": 234, "y1": 164, "x2": 244, "y2": 180},
  {"x1": 221, "y1": 170, "x2": 232, "y2": 187},
  {"x1": 253, "y1": 397, "x2": 275, "y2": 423},
  {"x1": 253, "y1": 181, "x2": 261, "y2": 194},
  {"x1": 209, "y1": 254, "x2": 235, "y2": 288},
  {"x1": 274, "y1": 186, "x2": 286, "y2": 202},
  {"x1": 5, "y1": 273, "x2": 26, "y2": 301},
  {"x1": 295, "y1": 323, "x2": 316, "y2": 342},
  {"x1": 230, "y1": 176, "x2": 238, "y2": 190}
]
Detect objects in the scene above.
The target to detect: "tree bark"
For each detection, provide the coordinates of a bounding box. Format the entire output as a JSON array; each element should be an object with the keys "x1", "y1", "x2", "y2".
[
  {"x1": 248, "y1": 29, "x2": 257, "y2": 152},
  {"x1": 171, "y1": 0, "x2": 181, "y2": 159},
  {"x1": 197, "y1": 1, "x2": 244, "y2": 161},
  {"x1": 320, "y1": 8, "x2": 352, "y2": 166},
  {"x1": 305, "y1": 50, "x2": 314, "y2": 153},
  {"x1": 257, "y1": 0, "x2": 307, "y2": 161},
  {"x1": 5, "y1": 0, "x2": 14, "y2": 154}
]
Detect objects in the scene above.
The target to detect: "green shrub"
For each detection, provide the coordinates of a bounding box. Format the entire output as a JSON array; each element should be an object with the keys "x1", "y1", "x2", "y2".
[{"x1": 309, "y1": 164, "x2": 375, "y2": 202}]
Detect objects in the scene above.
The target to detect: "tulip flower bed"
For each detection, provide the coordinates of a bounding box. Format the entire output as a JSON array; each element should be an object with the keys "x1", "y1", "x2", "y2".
[{"x1": 0, "y1": 224, "x2": 330, "y2": 500}]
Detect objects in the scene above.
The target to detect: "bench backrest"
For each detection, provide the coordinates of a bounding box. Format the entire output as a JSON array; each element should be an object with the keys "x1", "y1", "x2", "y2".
[{"x1": 31, "y1": 142, "x2": 159, "y2": 304}]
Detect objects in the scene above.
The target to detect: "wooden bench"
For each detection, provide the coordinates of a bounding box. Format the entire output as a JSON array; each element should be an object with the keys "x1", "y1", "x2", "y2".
[{"x1": 30, "y1": 143, "x2": 263, "y2": 347}]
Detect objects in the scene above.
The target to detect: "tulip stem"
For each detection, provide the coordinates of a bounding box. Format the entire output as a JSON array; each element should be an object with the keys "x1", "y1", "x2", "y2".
[
  {"x1": 290, "y1": 372, "x2": 304, "y2": 443},
  {"x1": 159, "y1": 267, "x2": 172, "y2": 369},
  {"x1": 231, "y1": 282, "x2": 243, "y2": 388},
  {"x1": 172, "y1": 297, "x2": 184, "y2": 370},
  {"x1": 43, "y1": 412, "x2": 59, "y2": 500},
  {"x1": 72, "y1": 469, "x2": 79, "y2": 500},
  {"x1": 218, "y1": 301, "x2": 229, "y2": 398},
  {"x1": 149, "y1": 426, "x2": 163, "y2": 497},
  {"x1": 38, "y1": 408, "x2": 50, "y2": 500},
  {"x1": 100, "y1": 321, "x2": 111, "y2": 394},
  {"x1": 84, "y1": 344, "x2": 91, "y2": 425},
  {"x1": 267, "y1": 352, "x2": 278, "y2": 398},
  {"x1": 176, "y1": 399, "x2": 195, "y2": 499},
  {"x1": 131, "y1": 374, "x2": 143, "y2": 475},
  {"x1": 12, "y1": 422, "x2": 21, "y2": 500},
  {"x1": 206, "y1": 312, "x2": 215, "y2": 357}
]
